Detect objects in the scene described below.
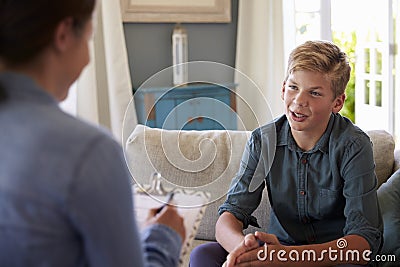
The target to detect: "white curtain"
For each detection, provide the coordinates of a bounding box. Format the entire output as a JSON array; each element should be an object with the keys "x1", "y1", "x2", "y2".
[
  {"x1": 235, "y1": 0, "x2": 285, "y2": 130},
  {"x1": 61, "y1": 0, "x2": 136, "y2": 143}
]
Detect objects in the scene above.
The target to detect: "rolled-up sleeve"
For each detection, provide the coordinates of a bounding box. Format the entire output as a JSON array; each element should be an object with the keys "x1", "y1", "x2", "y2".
[
  {"x1": 218, "y1": 130, "x2": 266, "y2": 229},
  {"x1": 341, "y1": 133, "x2": 383, "y2": 258}
]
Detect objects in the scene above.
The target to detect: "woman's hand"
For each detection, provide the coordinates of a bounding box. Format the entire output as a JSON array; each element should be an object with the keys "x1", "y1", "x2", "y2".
[{"x1": 144, "y1": 205, "x2": 186, "y2": 243}]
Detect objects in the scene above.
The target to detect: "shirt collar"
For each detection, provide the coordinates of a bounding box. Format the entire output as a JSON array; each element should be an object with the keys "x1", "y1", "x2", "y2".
[
  {"x1": 277, "y1": 114, "x2": 334, "y2": 154},
  {"x1": 0, "y1": 72, "x2": 58, "y2": 106}
]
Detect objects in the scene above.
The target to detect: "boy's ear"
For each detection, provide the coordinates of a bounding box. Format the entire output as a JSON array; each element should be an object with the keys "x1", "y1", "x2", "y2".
[
  {"x1": 53, "y1": 17, "x2": 74, "y2": 52},
  {"x1": 281, "y1": 81, "x2": 286, "y2": 100},
  {"x1": 332, "y1": 93, "x2": 346, "y2": 113}
]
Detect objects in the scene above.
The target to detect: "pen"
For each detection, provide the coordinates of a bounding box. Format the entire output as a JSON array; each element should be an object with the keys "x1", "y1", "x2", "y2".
[{"x1": 155, "y1": 192, "x2": 175, "y2": 214}]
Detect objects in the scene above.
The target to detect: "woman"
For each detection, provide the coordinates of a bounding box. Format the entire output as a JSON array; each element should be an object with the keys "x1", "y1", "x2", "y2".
[{"x1": 0, "y1": 1, "x2": 185, "y2": 266}]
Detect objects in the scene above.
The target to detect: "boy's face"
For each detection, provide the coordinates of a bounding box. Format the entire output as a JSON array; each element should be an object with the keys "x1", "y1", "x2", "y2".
[{"x1": 281, "y1": 70, "x2": 345, "y2": 137}]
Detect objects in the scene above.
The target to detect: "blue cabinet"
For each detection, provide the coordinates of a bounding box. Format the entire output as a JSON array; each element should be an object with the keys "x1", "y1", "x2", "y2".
[{"x1": 134, "y1": 83, "x2": 237, "y2": 130}]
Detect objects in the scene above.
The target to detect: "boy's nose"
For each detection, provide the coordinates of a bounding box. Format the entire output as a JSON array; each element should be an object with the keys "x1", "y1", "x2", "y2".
[{"x1": 293, "y1": 91, "x2": 308, "y2": 106}]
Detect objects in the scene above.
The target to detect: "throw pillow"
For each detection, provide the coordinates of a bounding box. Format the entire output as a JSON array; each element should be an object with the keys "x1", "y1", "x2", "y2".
[{"x1": 377, "y1": 169, "x2": 400, "y2": 266}]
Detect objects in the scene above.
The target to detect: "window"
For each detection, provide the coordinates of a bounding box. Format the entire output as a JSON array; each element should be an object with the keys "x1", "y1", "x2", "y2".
[{"x1": 294, "y1": 0, "x2": 331, "y2": 43}]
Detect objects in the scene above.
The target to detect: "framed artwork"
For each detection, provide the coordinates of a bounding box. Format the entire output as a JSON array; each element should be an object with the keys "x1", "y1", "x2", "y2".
[{"x1": 120, "y1": 0, "x2": 231, "y2": 23}]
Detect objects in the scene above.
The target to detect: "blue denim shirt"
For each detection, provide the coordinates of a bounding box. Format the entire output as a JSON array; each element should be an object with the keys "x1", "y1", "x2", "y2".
[
  {"x1": 219, "y1": 114, "x2": 383, "y2": 257},
  {"x1": 0, "y1": 72, "x2": 181, "y2": 267}
]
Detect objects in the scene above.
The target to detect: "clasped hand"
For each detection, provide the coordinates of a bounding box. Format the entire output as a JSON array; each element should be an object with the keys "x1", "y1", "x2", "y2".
[{"x1": 224, "y1": 231, "x2": 286, "y2": 267}]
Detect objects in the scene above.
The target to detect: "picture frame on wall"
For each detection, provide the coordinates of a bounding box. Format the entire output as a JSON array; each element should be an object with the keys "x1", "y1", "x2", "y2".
[{"x1": 120, "y1": 0, "x2": 231, "y2": 23}]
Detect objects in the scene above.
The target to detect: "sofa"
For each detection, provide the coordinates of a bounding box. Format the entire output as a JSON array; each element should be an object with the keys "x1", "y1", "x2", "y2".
[{"x1": 125, "y1": 125, "x2": 400, "y2": 266}]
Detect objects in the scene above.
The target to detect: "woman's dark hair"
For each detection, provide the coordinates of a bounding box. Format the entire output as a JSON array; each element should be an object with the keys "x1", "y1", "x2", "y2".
[
  {"x1": 0, "y1": 0, "x2": 95, "y2": 103},
  {"x1": 0, "y1": 0, "x2": 96, "y2": 66}
]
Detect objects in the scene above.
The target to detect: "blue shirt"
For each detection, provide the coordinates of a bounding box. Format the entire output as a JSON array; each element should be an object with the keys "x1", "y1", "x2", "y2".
[
  {"x1": 219, "y1": 114, "x2": 382, "y2": 257},
  {"x1": 0, "y1": 72, "x2": 181, "y2": 267}
]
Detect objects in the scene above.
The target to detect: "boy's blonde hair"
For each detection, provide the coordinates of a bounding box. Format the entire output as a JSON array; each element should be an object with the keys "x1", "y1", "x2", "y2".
[{"x1": 285, "y1": 40, "x2": 351, "y2": 98}]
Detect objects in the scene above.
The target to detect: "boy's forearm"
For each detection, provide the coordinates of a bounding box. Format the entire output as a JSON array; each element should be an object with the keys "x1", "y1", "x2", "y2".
[{"x1": 216, "y1": 212, "x2": 245, "y2": 252}]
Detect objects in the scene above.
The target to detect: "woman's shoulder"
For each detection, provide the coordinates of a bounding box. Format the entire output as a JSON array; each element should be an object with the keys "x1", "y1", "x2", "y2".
[{"x1": 55, "y1": 110, "x2": 118, "y2": 148}]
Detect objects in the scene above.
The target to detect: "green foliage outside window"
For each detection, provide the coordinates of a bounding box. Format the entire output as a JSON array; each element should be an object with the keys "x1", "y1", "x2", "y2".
[{"x1": 333, "y1": 31, "x2": 356, "y2": 122}]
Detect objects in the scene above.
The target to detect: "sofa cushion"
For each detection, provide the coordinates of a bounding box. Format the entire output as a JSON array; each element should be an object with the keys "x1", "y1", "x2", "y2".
[
  {"x1": 366, "y1": 130, "x2": 395, "y2": 186},
  {"x1": 377, "y1": 169, "x2": 400, "y2": 264},
  {"x1": 125, "y1": 124, "x2": 251, "y2": 191}
]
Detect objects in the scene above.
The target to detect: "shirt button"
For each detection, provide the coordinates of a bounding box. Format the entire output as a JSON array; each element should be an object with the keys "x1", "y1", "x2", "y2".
[
  {"x1": 301, "y1": 158, "x2": 307, "y2": 164},
  {"x1": 300, "y1": 190, "x2": 306, "y2": 195}
]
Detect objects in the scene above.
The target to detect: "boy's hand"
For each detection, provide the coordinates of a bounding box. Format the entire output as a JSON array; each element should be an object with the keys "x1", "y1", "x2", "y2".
[
  {"x1": 224, "y1": 233, "x2": 260, "y2": 267},
  {"x1": 233, "y1": 232, "x2": 285, "y2": 267}
]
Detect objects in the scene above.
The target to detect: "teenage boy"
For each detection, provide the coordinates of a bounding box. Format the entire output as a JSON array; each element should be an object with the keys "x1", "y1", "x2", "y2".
[{"x1": 190, "y1": 40, "x2": 382, "y2": 267}]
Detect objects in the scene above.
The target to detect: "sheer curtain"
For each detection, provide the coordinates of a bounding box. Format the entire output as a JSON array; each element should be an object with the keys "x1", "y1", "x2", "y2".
[
  {"x1": 235, "y1": 0, "x2": 285, "y2": 130},
  {"x1": 61, "y1": 0, "x2": 136, "y2": 143}
]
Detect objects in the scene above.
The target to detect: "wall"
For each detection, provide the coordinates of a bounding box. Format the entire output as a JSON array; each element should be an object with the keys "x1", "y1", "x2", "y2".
[{"x1": 123, "y1": 0, "x2": 238, "y2": 90}]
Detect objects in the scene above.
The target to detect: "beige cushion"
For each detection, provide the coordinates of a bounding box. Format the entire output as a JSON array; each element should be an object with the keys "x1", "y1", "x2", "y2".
[
  {"x1": 125, "y1": 124, "x2": 250, "y2": 190},
  {"x1": 366, "y1": 130, "x2": 395, "y2": 186}
]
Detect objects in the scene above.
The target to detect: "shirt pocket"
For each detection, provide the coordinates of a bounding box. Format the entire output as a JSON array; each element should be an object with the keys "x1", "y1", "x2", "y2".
[{"x1": 318, "y1": 188, "x2": 344, "y2": 218}]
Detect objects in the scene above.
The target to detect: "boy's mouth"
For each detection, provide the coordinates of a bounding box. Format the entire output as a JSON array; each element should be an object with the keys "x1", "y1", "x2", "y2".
[
  {"x1": 290, "y1": 111, "x2": 308, "y2": 121},
  {"x1": 293, "y1": 112, "x2": 305, "y2": 118}
]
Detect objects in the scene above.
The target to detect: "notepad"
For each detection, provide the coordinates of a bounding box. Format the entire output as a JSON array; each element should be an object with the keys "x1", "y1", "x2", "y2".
[{"x1": 133, "y1": 186, "x2": 210, "y2": 267}]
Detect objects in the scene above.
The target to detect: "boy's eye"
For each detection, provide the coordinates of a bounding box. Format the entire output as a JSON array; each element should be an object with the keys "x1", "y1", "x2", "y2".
[
  {"x1": 310, "y1": 91, "x2": 321, "y2": 96},
  {"x1": 288, "y1": 85, "x2": 297, "y2": 90}
]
